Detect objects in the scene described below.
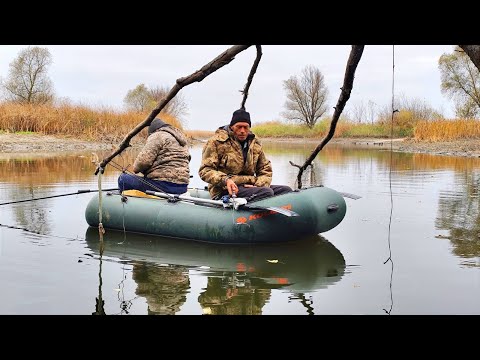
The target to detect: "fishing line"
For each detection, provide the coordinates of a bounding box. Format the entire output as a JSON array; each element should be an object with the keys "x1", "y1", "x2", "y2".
[
  {"x1": 0, "y1": 222, "x2": 85, "y2": 242},
  {"x1": 383, "y1": 44, "x2": 396, "y2": 315},
  {"x1": 112, "y1": 156, "x2": 141, "y2": 315}
]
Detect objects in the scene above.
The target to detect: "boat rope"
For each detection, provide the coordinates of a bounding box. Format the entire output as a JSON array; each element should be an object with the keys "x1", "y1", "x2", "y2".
[
  {"x1": 92, "y1": 243, "x2": 106, "y2": 315},
  {"x1": 383, "y1": 44, "x2": 397, "y2": 315},
  {"x1": 92, "y1": 153, "x2": 105, "y2": 243}
]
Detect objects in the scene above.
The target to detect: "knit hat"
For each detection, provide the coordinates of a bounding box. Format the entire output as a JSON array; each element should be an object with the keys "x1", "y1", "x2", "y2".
[
  {"x1": 230, "y1": 109, "x2": 251, "y2": 127},
  {"x1": 148, "y1": 118, "x2": 169, "y2": 135}
]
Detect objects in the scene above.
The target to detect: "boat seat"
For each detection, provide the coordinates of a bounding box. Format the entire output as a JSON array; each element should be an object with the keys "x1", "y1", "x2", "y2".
[{"x1": 121, "y1": 189, "x2": 159, "y2": 199}]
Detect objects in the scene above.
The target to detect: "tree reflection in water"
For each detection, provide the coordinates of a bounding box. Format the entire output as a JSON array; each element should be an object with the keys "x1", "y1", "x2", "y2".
[
  {"x1": 10, "y1": 184, "x2": 51, "y2": 235},
  {"x1": 436, "y1": 170, "x2": 480, "y2": 266},
  {"x1": 0, "y1": 153, "x2": 125, "y2": 236}
]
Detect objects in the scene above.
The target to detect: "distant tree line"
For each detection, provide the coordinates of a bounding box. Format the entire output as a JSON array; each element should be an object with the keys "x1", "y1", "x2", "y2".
[
  {"x1": 0, "y1": 46, "x2": 189, "y2": 122},
  {"x1": 1, "y1": 45, "x2": 479, "y2": 124}
]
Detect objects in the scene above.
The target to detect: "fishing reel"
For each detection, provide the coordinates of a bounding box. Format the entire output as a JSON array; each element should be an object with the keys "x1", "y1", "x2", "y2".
[{"x1": 220, "y1": 195, "x2": 247, "y2": 210}]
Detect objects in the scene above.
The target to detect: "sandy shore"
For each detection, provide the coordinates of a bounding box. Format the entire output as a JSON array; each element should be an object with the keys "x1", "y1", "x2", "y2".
[{"x1": 1, "y1": 133, "x2": 480, "y2": 158}]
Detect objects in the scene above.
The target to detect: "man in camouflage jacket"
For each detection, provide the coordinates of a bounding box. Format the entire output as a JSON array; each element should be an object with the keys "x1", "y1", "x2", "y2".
[
  {"x1": 199, "y1": 109, "x2": 292, "y2": 201},
  {"x1": 118, "y1": 118, "x2": 191, "y2": 194}
]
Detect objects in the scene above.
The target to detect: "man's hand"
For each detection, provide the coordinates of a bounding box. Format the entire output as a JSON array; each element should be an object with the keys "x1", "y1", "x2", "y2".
[{"x1": 226, "y1": 178, "x2": 238, "y2": 196}]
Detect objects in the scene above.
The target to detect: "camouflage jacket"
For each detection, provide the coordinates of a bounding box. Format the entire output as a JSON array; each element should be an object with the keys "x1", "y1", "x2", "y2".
[
  {"x1": 198, "y1": 125, "x2": 272, "y2": 199},
  {"x1": 133, "y1": 126, "x2": 190, "y2": 184}
]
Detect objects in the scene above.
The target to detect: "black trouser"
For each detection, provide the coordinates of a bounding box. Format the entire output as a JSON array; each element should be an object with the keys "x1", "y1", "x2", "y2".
[{"x1": 219, "y1": 184, "x2": 293, "y2": 202}]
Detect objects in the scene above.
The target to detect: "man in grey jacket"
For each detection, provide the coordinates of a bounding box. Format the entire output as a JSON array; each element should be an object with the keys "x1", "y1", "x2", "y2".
[{"x1": 118, "y1": 118, "x2": 191, "y2": 194}]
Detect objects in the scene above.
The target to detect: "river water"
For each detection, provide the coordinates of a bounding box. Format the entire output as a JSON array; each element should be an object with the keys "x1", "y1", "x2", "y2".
[{"x1": 0, "y1": 142, "x2": 479, "y2": 315}]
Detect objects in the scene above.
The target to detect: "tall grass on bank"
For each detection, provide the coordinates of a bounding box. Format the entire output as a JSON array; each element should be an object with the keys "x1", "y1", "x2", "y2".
[
  {"x1": 0, "y1": 103, "x2": 182, "y2": 143},
  {"x1": 252, "y1": 119, "x2": 413, "y2": 139},
  {"x1": 3, "y1": 103, "x2": 479, "y2": 143},
  {"x1": 415, "y1": 119, "x2": 480, "y2": 141},
  {"x1": 253, "y1": 120, "x2": 334, "y2": 138},
  {"x1": 185, "y1": 129, "x2": 215, "y2": 139}
]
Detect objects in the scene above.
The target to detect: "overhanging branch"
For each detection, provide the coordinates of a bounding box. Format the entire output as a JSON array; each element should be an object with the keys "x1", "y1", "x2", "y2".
[
  {"x1": 94, "y1": 45, "x2": 252, "y2": 175},
  {"x1": 289, "y1": 45, "x2": 365, "y2": 188},
  {"x1": 459, "y1": 45, "x2": 480, "y2": 72},
  {"x1": 240, "y1": 45, "x2": 263, "y2": 109}
]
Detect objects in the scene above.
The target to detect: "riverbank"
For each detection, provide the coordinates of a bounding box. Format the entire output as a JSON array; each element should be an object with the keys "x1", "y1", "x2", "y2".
[
  {"x1": 1, "y1": 133, "x2": 480, "y2": 158},
  {"x1": 0, "y1": 133, "x2": 115, "y2": 152},
  {"x1": 257, "y1": 137, "x2": 480, "y2": 158}
]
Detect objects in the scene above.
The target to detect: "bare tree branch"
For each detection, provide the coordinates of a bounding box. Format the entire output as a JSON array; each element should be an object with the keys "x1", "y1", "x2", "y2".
[
  {"x1": 95, "y1": 45, "x2": 252, "y2": 175},
  {"x1": 289, "y1": 45, "x2": 365, "y2": 189},
  {"x1": 240, "y1": 45, "x2": 262, "y2": 110},
  {"x1": 459, "y1": 45, "x2": 480, "y2": 71}
]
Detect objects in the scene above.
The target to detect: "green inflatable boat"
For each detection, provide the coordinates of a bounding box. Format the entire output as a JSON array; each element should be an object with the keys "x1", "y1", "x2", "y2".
[{"x1": 85, "y1": 185, "x2": 347, "y2": 244}]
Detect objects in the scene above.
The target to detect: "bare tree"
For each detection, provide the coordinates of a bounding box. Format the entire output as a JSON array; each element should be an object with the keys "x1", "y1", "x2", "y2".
[
  {"x1": 351, "y1": 101, "x2": 366, "y2": 123},
  {"x1": 376, "y1": 94, "x2": 443, "y2": 124},
  {"x1": 367, "y1": 100, "x2": 377, "y2": 124},
  {"x1": 150, "y1": 85, "x2": 188, "y2": 120},
  {"x1": 1, "y1": 46, "x2": 55, "y2": 104},
  {"x1": 439, "y1": 46, "x2": 480, "y2": 118},
  {"x1": 282, "y1": 65, "x2": 329, "y2": 128},
  {"x1": 398, "y1": 94, "x2": 443, "y2": 120}
]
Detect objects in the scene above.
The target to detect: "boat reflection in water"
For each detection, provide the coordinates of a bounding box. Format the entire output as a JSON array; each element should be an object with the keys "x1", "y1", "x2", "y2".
[{"x1": 85, "y1": 227, "x2": 346, "y2": 315}]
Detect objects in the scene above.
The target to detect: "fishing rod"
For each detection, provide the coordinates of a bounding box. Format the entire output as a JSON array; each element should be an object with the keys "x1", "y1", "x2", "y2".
[
  {"x1": 145, "y1": 190, "x2": 299, "y2": 217},
  {"x1": 0, "y1": 188, "x2": 119, "y2": 206}
]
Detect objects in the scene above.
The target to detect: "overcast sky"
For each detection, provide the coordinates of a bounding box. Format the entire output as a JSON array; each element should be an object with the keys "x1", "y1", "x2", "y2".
[{"x1": 0, "y1": 45, "x2": 456, "y2": 130}]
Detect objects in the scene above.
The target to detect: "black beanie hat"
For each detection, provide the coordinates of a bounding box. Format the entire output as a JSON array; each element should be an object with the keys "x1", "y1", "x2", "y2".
[
  {"x1": 148, "y1": 118, "x2": 168, "y2": 135},
  {"x1": 230, "y1": 109, "x2": 251, "y2": 127}
]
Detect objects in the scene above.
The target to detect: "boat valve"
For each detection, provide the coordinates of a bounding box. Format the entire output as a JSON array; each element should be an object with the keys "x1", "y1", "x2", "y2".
[{"x1": 327, "y1": 204, "x2": 339, "y2": 213}]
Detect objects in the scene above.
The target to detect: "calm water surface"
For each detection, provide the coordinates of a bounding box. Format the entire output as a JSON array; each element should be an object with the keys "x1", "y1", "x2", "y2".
[{"x1": 0, "y1": 142, "x2": 479, "y2": 315}]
